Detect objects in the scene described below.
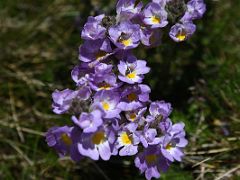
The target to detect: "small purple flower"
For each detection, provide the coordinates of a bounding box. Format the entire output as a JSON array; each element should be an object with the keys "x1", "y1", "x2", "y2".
[
  {"x1": 148, "y1": 100, "x2": 172, "y2": 121},
  {"x1": 159, "y1": 118, "x2": 173, "y2": 133},
  {"x1": 118, "y1": 84, "x2": 151, "y2": 111},
  {"x1": 117, "y1": 124, "x2": 140, "y2": 156},
  {"x1": 167, "y1": 122, "x2": 187, "y2": 137},
  {"x1": 143, "y1": 2, "x2": 168, "y2": 29},
  {"x1": 160, "y1": 122, "x2": 188, "y2": 162},
  {"x1": 116, "y1": 0, "x2": 143, "y2": 21},
  {"x1": 140, "y1": 27, "x2": 162, "y2": 47},
  {"x1": 71, "y1": 63, "x2": 93, "y2": 86},
  {"x1": 138, "y1": 125, "x2": 160, "y2": 148},
  {"x1": 79, "y1": 39, "x2": 113, "y2": 65},
  {"x1": 52, "y1": 89, "x2": 77, "y2": 114},
  {"x1": 81, "y1": 14, "x2": 106, "y2": 40},
  {"x1": 89, "y1": 73, "x2": 119, "y2": 91},
  {"x1": 109, "y1": 21, "x2": 140, "y2": 50},
  {"x1": 125, "y1": 107, "x2": 147, "y2": 122},
  {"x1": 181, "y1": 0, "x2": 206, "y2": 21},
  {"x1": 45, "y1": 126, "x2": 73, "y2": 157},
  {"x1": 135, "y1": 145, "x2": 170, "y2": 180},
  {"x1": 72, "y1": 109, "x2": 103, "y2": 133},
  {"x1": 138, "y1": 21, "x2": 153, "y2": 45},
  {"x1": 88, "y1": 64, "x2": 121, "y2": 91},
  {"x1": 76, "y1": 126, "x2": 115, "y2": 161},
  {"x1": 77, "y1": 86, "x2": 92, "y2": 100},
  {"x1": 94, "y1": 63, "x2": 113, "y2": 76},
  {"x1": 118, "y1": 56, "x2": 150, "y2": 84},
  {"x1": 92, "y1": 90, "x2": 121, "y2": 119},
  {"x1": 52, "y1": 86, "x2": 91, "y2": 114},
  {"x1": 169, "y1": 22, "x2": 196, "y2": 42}
]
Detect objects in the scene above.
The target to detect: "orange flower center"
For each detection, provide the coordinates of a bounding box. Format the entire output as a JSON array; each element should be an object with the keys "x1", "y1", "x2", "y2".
[{"x1": 92, "y1": 131, "x2": 105, "y2": 145}]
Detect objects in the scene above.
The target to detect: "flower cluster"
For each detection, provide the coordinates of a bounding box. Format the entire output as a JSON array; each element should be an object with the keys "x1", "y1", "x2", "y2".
[{"x1": 46, "y1": 0, "x2": 205, "y2": 179}]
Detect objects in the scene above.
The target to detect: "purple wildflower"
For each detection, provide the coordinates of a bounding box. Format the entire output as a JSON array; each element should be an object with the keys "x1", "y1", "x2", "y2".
[
  {"x1": 92, "y1": 90, "x2": 121, "y2": 119},
  {"x1": 116, "y1": 123, "x2": 140, "y2": 156},
  {"x1": 89, "y1": 73, "x2": 119, "y2": 91},
  {"x1": 109, "y1": 21, "x2": 141, "y2": 50},
  {"x1": 138, "y1": 125, "x2": 160, "y2": 148},
  {"x1": 81, "y1": 14, "x2": 106, "y2": 40},
  {"x1": 72, "y1": 109, "x2": 103, "y2": 133},
  {"x1": 116, "y1": 0, "x2": 143, "y2": 21},
  {"x1": 46, "y1": 126, "x2": 83, "y2": 161},
  {"x1": 77, "y1": 126, "x2": 115, "y2": 161},
  {"x1": 77, "y1": 86, "x2": 92, "y2": 100},
  {"x1": 140, "y1": 27, "x2": 162, "y2": 47},
  {"x1": 169, "y1": 22, "x2": 196, "y2": 42},
  {"x1": 118, "y1": 56, "x2": 150, "y2": 84},
  {"x1": 79, "y1": 39, "x2": 113, "y2": 65},
  {"x1": 159, "y1": 117, "x2": 173, "y2": 133},
  {"x1": 52, "y1": 86, "x2": 91, "y2": 114},
  {"x1": 89, "y1": 64, "x2": 121, "y2": 91},
  {"x1": 45, "y1": 126, "x2": 75, "y2": 157},
  {"x1": 181, "y1": 0, "x2": 206, "y2": 21},
  {"x1": 52, "y1": 89, "x2": 77, "y2": 114},
  {"x1": 125, "y1": 107, "x2": 147, "y2": 122},
  {"x1": 142, "y1": 2, "x2": 168, "y2": 29},
  {"x1": 118, "y1": 84, "x2": 151, "y2": 111},
  {"x1": 160, "y1": 122, "x2": 188, "y2": 162},
  {"x1": 95, "y1": 62, "x2": 113, "y2": 74},
  {"x1": 135, "y1": 145, "x2": 170, "y2": 180},
  {"x1": 71, "y1": 63, "x2": 93, "y2": 86},
  {"x1": 148, "y1": 100, "x2": 172, "y2": 122}
]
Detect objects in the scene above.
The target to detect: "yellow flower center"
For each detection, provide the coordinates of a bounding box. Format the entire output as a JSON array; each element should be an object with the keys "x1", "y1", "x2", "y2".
[
  {"x1": 127, "y1": 93, "x2": 137, "y2": 102},
  {"x1": 151, "y1": 16, "x2": 161, "y2": 24},
  {"x1": 176, "y1": 32, "x2": 186, "y2": 41},
  {"x1": 92, "y1": 131, "x2": 105, "y2": 145},
  {"x1": 96, "y1": 51, "x2": 107, "y2": 61},
  {"x1": 145, "y1": 154, "x2": 157, "y2": 165},
  {"x1": 129, "y1": 113, "x2": 137, "y2": 121},
  {"x1": 166, "y1": 143, "x2": 173, "y2": 150},
  {"x1": 61, "y1": 133, "x2": 72, "y2": 146},
  {"x1": 121, "y1": 38, "x2": 132, "y2": 47},
  {"x1": 102, "y1": 102, "x2": 110, "y2": 111},
  {"x1": 126, "y1": 71, "x2": 137, "y2": 79},
  {"x1": 120, "y1": 132, "x2": 133, "y2": 145},
  {"x1": 98, "y1": 82, "x2": 111, "y2": 90}
]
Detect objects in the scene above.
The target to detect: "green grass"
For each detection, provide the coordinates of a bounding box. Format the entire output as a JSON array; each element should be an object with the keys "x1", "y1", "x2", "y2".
[{"x1": 1, "y1": 0, "x2": 240, "y2": 179}]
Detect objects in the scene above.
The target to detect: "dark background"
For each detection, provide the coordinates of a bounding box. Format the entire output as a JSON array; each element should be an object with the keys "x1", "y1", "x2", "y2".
[{"x1": 0, "y1": 0, "x2": 239, "y2": 179}]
